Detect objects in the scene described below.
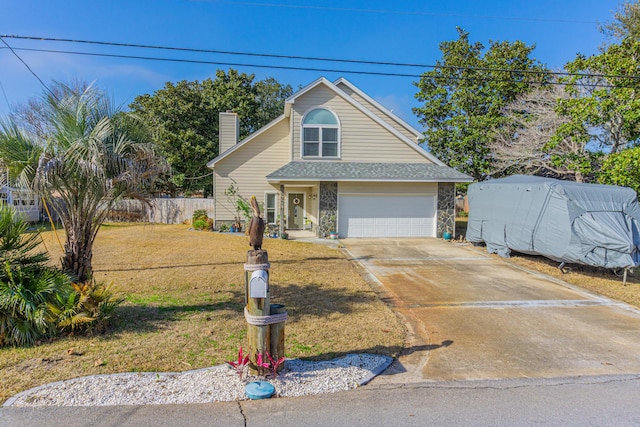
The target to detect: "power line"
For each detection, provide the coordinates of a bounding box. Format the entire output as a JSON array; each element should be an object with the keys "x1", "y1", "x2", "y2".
[
  {"x1": 3, "y1": 35, "x2": 640, "y2": 83},
  {"x1": 3, "y1": 46, "x2": 636, "y2": 89},
  {"x1": 6, "y1": 46, "x2": 423, "y2": 77},
  {"x1": 0, "y1": 80, "x2": 11, "y2": 111},
  {"x1": 6, "y1": 34, "x2": 441, "y2": 68},
  {"x1": 183, "y1": 171, "x2": 214, "y2": 180},
  {"x1": 193, "y1": 0, "x2": 599, "y2": 24},
  {"x1": 0, "y1": 37, "x2": 55, "y2": 98}
]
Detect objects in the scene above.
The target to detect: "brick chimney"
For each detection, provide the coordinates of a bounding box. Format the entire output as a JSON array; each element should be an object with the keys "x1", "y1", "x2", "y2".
[{"x1": 219, "y1": 111, "x2": 239, "y2": 154}]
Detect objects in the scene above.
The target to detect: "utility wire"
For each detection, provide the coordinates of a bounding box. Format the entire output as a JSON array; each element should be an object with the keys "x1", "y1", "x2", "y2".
[
  {"x1": 3, "y1": 35, "x2": 640, "y2": 82},
  {"x1": 182, "y1": 171, "x2": 214, "y2": 180},
  {"x1": 7, "y1": 46, "x2": 423, "y2": 77},
  {"x1": 0, "y1": 37, "x2": 55, "y2": 98},
  {"x1": 3, "y1": 46, "x2": 637, "y2": 89},
  {"x1": 192, "y1": 0, "x2": 599, "y2": 24},
  {"x1": 0, "y1": 80, "x2": 11, "y2": 111}
]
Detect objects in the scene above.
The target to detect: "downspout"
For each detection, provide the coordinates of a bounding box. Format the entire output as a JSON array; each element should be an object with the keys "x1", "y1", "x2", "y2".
[
  {"x1": 279, "y1": 184, "x2": 285, "y2": 236},
  {"x1": 285, "y1": 105, "x2": 294, "y2": 235},
  {"x1": 211, "y1": 169, "x2": 216, "y2": 227}
]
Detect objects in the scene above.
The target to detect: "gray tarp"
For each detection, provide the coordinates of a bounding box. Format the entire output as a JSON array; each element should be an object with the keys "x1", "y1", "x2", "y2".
[{"x1": 466, "y1": 175, "x2": 640, "y2": 269}]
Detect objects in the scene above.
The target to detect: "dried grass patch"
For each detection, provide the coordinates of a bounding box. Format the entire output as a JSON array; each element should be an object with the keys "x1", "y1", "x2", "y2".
[{"x1": 0, "y1": 224, "x2": 404, "y2": 404}]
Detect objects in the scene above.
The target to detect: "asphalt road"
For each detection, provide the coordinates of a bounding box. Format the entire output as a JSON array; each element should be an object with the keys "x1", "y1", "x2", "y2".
[{"x1": 2, "y1": 375, "x2": 640, "y2": 426}]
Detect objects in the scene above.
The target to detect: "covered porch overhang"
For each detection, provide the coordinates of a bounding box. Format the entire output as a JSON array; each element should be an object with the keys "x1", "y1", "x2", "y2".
[
  {"x1": 266, "y1": 180, "x2": 321, "y2": 236},
  {"x1": 265, "y1": 162, "x2": 472, "y2": 238}
]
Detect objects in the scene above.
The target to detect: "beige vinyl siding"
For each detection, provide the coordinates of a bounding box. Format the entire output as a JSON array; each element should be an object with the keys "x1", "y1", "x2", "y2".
[
  {"x1": 339, "y1": 182, "x2": 437, "y2": 196},
  {"x1": 214, "y1": 119, "x2": 290, "y2": 222},
  {"x1": 292, "y1": 85, "x2": 431, "y2": 163},
  {"x1": 335, "y1": 82, "x2": 419, "y2": 142},
  {"x1": 219, "y1": 112, "x2": 239, "y2": 154}
]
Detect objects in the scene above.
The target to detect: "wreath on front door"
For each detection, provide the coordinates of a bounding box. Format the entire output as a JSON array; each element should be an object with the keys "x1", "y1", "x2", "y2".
[{"x1": 293, "y1": 197, "x2": 300, "y2": 205}]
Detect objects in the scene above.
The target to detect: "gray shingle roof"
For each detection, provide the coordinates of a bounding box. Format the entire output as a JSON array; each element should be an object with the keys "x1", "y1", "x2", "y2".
[{"x1": 266, "y1": 162, "x2": 472, "y2": 182}]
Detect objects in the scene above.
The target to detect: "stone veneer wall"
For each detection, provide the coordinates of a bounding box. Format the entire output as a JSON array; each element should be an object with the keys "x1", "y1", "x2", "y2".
[
  {"x1": 318, "y1": 182, "x2": 338, "y2": 237},
  {"x1": 437, "y1": 182, "x2": 455, "y2": 238}
]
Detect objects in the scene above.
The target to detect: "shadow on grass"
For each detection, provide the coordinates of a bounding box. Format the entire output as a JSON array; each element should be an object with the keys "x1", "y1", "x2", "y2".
[
  {"x1": 106, "y1": 279, "x2": 369, "y2": 337},
  {"x1": 107, "y1": 288, "x2": 247, "y2": 335},
  {"x1": 271, "y1": 282, "x2": 376, "y2": 320},
  {"x1": 94, "y1": 257, "x2": 343, "y2": 273},
  {"x1": 345, "y1": 255, "x2": 374, "y2": 262},
  {"x1": 278, "y1": 257, "x2": 344, "y2": 265}
]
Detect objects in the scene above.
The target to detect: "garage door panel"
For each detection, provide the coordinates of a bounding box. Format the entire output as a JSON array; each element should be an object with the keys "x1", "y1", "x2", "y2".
[
  {"x1": 411, "y1": 218, "x2": 428, "y2": 226},
  {"x1": 397, "y1": 226, "x2": 411, "y2": 236},
  {"x1": 396, "y1": 217, "x2": 409, "y2": 225},
  {"x1": 339, "y1": 195, "x2": 436, "y2": 238}
]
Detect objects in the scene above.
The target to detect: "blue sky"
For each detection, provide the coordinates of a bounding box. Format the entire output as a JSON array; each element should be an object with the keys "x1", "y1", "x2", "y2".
[{"x1": 0, "y1": 0, "x2": 621, "y2": 129}]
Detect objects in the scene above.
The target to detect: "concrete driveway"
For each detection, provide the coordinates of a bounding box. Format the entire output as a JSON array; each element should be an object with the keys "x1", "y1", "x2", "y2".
[{"x1": 343, "y1": 238, "x2": 640, "y2": 383}]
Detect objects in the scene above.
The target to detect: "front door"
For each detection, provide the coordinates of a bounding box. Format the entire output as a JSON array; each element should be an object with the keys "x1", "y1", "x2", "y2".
[{"x1": 287, "y1": 193, "x2": 305, "y2": 229}]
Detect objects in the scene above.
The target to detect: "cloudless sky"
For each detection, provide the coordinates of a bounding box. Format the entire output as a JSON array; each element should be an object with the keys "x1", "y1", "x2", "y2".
[{"x1": 0, "y1": 0, "x2": 621, "y2": 129}]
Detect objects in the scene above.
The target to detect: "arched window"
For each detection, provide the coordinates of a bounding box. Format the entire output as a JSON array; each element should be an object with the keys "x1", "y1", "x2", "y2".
[{"x1": 301, "y1": 108, "x2": 340, "y2": 158}]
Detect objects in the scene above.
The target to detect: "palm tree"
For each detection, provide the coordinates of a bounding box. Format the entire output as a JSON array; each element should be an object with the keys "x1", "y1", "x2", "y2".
[
  {"x1": 0, "y1": 204, "x2": 70, "y2": 346},
  {"x1": 0, "y1": 82, "x2": 167, "y2": 282}
]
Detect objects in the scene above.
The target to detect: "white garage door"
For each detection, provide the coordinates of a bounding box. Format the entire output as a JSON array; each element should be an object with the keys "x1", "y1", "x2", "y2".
[{"x1": 338, "y1": 195, "x2": 436, "y2": 238}]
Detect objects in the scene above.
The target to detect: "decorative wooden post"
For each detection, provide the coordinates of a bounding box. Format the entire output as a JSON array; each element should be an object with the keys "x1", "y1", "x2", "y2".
[
  {"x1": 245, "y1": 250, "x2": 270, "y2": 374},
  {"x1": 244, "y1": 195, "x2": 287, "y2": 375},
  {"x1": 269, "y1": 303, "x2": 286, "y2": 365},
  {"x1": 243, "y1": 249, "x2": 287, "y2": 375}
]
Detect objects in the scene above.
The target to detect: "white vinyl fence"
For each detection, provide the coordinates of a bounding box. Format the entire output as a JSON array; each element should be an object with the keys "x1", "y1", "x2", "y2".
[
  {"x1": 1, "y1": 186, "x2": 41, "y2": 222},
  {"x1": 108, "y1": 198, "x2": 215, "y2": 224}
]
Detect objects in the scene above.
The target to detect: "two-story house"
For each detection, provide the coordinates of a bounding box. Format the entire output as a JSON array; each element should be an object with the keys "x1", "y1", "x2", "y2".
[{"x1": 207, "y1": 77, "x2": 471, "y2": 238}]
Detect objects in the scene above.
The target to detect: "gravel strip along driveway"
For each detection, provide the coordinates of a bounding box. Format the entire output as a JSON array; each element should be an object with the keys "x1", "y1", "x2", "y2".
[{"x1": 4, "y1": 354, "x2": 391, "y2": 407}]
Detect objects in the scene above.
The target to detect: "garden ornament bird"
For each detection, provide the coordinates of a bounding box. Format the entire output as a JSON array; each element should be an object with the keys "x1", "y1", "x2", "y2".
[{"x1": 248, "y1": 196, "x2": 265, "y2": 250}]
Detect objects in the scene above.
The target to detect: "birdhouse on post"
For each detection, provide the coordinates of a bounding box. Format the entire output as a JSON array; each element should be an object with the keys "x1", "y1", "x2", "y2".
[{"x1": 243, "y1": 196, "x2": 287, "y2": 375}]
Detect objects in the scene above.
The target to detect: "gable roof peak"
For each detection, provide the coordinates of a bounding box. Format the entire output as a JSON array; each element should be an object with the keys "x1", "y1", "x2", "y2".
[
  {"x1": 211, "y1": 76, "x2": 445, "y2": 167},
  {"x1": 332, "y1": 77, "x2": 422, "y2": 139},
  {"x1": 284, "y1": 77, "x2": 443, "y2": 166},
  {"x1": 284, "y1": 77, "x2": 333, "y2": 110}
]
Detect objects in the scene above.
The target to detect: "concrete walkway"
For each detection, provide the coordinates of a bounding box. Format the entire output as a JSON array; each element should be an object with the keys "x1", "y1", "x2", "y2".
[{"x1": 342, "y1": 238, "x2": 640, "y2": 383}]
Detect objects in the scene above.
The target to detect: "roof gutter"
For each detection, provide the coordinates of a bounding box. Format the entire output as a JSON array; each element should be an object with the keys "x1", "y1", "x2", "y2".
[{"x1": 266, "y1": 177, "x2": 472, "y2": 184}]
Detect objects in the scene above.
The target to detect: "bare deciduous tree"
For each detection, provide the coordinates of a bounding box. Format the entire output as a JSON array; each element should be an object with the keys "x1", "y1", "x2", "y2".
[
  {"x1": 600, "y1": 0, "x2": 640, "y2": 42},
  {"x1": 490, "y1": 84, "x2": 592, "y2": 182}
]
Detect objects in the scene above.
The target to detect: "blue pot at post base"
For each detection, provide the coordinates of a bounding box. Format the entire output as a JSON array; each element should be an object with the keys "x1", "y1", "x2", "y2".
[{"x1": 443, "y1": 232, "x2": 452, "y2": 241}]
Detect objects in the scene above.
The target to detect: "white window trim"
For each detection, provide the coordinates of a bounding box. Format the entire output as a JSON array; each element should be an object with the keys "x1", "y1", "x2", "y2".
[
  {"x1": 300, "y1": 107, "x2": 341, "y2": 159},
  {"x1": 264, "y1": 191, "x2": 278, "y2": 225}
]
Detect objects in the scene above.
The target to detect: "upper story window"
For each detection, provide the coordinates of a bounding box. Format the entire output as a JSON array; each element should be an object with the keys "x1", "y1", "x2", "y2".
[{"x1": 302, "y1": 108, "x2": 340, "y2": 158}]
